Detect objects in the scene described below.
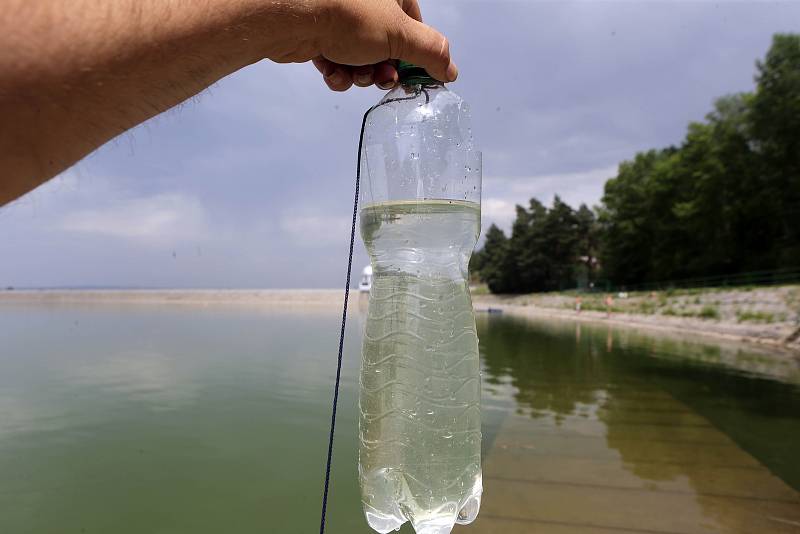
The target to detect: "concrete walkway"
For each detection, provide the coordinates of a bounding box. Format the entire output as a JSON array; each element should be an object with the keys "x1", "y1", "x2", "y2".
[{"x1": 471, "y1": 387, "x2": 800, "y2": 533}]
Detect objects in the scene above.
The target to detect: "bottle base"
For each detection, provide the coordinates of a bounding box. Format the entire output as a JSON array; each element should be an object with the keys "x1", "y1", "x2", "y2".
[{"x1": 363, "y1": 492, "x2": 482, "y2": 534}]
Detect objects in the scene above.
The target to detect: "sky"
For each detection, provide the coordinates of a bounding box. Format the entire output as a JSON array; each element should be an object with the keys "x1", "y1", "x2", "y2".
[{"x1": 2, "y1": 1, "x2": 799, "y2": 289}]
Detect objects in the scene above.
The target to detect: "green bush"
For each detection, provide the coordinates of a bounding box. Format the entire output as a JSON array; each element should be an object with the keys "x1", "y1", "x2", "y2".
[
  {"x1": 736, "y1": 310, "x2": 776, "y2": 323},
  {"x1": 636, "y1": 301, "x2": 658, "y2": 315},
  {"x1": 469, "y1": 285, "x2": 490, "y2": 296},
  {"x1": 698, "y1": 305, "x2": 720, "y2": 320}
]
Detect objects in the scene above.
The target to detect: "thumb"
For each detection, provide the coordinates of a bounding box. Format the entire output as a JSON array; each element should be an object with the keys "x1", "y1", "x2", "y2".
[{"x1": 392, "y1": 17, "x2": 458, "y2": 83}]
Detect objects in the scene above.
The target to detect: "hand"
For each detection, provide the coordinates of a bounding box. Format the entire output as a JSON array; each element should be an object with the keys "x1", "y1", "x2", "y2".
[
  {"x1": 0, "y1": 0, "x2": 458, "y2": 205},
  {"x1": 310, "y1": 0, "x2": 457, "y2": 91}
]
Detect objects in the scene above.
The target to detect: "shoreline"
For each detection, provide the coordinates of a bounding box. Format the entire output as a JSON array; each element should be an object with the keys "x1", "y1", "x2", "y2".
[
  {"x1": 472, "y1": 294, "x2": 800, "y2": 355},
  {"x1": 0, "y1": 289, "x2": 351, "y2": 308},
  {"x1": 2, "y1": 288, "x2": 798, "y2": 355}
]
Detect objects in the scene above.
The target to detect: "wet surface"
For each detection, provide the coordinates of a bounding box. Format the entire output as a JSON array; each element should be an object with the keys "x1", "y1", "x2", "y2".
[
  {"x1": 473, "y1": 314, "x2": 800, "y2": 533},
  {"x1": 0, "y1": 302, "x2": 798, "y2": 533}
]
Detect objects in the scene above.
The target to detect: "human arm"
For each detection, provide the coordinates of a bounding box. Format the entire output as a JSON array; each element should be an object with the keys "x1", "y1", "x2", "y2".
[{"x1": 0, "y1": 0, "x2": 456, "y2": 206}]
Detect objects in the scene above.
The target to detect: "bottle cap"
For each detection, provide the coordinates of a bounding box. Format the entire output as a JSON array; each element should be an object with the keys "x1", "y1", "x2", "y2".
[{"x1": 397, "y1": 61, "x2": 439, "y2": 85}]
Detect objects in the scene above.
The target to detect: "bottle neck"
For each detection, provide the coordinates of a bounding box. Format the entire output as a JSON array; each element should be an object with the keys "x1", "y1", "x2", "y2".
[
  {"x1": 400, "y1": 80, "x2": 443, "y2": 91},
  {"x1": 397, "y1": 61, "x2": 441, "y2": 86}
]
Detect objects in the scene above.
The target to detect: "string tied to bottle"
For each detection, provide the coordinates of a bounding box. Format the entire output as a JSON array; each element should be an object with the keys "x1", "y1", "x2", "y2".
[
  {"x1": 319, "y1": 59, "x2": 482, "y2": 534},
  {"x1": 317, "y1": 72, "x2": 427, "y2": 534}
]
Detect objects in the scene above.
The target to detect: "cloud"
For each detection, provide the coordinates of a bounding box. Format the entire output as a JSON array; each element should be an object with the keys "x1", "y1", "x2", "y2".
[
  {"x1": 279, "y1": 214, "x2": 351, "y2": 247},
  {"x1": 60, "y1": 193, "x2": 207, "y2": 243},
  {"x1": 482, "y1": 198, "x2": 517, "y2": 231},
  {"x1": 482, "y1": 165, "x2": 617, "y2": 230},
  {"x1": 3, "y1": 1, "x2": 798, "y2": 288}
]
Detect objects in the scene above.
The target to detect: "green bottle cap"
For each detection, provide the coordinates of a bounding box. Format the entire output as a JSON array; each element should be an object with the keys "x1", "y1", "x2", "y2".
[{"x1": 397, "y1": 60, "x2": 439, "y2": 85}]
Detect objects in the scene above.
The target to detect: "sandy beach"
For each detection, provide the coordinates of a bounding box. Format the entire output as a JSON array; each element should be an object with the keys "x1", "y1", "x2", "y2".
[
  {"x1": 2, "y1": 288, "x2": 799, "y2": 356},
  {"x1": 472, "y1": 290, "x2": 800, "y2": 355}
]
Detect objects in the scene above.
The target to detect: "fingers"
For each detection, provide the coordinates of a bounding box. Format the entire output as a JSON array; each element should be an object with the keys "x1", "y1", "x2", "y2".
[
  {"x1": 327, "y1": 66, "x2": 354, "y2": 91},
  {"x1": 313, "y1": 56, "x2": 353, "y2": 91},
  {"x1": 373, "y1": 62, "x2": 399, "y2": 89},
  {"x1": 392, "y1": 18, "x2": 458, "y2": 83},
  {"x1": 311, "y1": 0, "x2": 455, "y2": 91},
  {"x1": 311, "y1": 57, "x2": 329, "y2": 75},
  {"x1": 352, "y1": 65, "x2": 374, "y2": 87},
  {"x1": 314, "y1": 57, "x2": 399, "y2": 92},
  {"x1": 310, "y1": 0, "x2": 456, "y2": 91},
  {"x1": 350, "y1": 62, "x2": 399, "y2": 89},
  {"x1": 400, "y1": 0, "x2": 423, "y2": 22}
]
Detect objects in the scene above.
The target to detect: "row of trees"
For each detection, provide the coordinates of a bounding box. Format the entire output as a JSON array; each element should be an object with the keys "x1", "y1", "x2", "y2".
[
  {"x1": 471, "y1": 198, "x2": 598, "y2": 293},
  {"x1": 473, "y1": 34, "x2": 800, "y2": 293}
]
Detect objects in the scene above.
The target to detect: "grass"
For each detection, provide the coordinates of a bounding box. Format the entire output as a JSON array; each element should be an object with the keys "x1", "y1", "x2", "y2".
[
  {"x1": 636, "y1": 301, "x2": 658, "y2": 315},
  {"x1": 478, "y1": 285, "x2": 800, "y2": 326},
  {"x1": 469, "y1": 284, "x2": 490, "y2": 296},
  {"x1": 663, "y1": 308, "x2": 694, "y2": 318},
  {"x1": 662, "y1": 287, "x2": 713, "y2": 297},
  {"x1": 736, "y1": 310, "x2": 777, "y2": 323},
  {"x1": 697, "y1": 305, "x2": 720, "y2": 320},
  {"x1": 661, "y1": 305, "x2": 719, "y2": 320},
  {"x1": 576, "y1": 301, "x2": 608, "y2": 312}
]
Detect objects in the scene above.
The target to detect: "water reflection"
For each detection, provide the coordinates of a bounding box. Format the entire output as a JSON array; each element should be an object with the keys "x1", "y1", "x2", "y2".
[
  {"x1": 478, "y1": 316, "x2": 609, "y2": 424},
  {"x1": 66, "y1": 349, "x2": 199, "y2": 411},
  {"x1": 475, "y1": 313, "x2": 800, "y2": 533},
  {"x1": 1, "y1": 302, "x2": 798, "y2": 534}
]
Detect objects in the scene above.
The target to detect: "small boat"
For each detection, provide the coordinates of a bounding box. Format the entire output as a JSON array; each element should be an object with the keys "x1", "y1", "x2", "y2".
[{"x1": 359, "y1": 265, "x2": 373, "y2": 292}]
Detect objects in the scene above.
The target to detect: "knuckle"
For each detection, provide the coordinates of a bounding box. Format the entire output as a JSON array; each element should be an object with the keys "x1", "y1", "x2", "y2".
[
  {"x1": 438, "y1": 36, "x2": 451, "y2": 64},
  {"x1": 389, "y1": 26, "x2": 407, "y2": 60}
]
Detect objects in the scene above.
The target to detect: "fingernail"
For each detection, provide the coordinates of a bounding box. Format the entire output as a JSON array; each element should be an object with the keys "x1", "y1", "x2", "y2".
[
  {"x1": 326, "y1": 71, "x2": 345, "y2": 86},
  {"x1": 446, "y1": 62, "x2": 458, "y2": 82},
  {"x1": 377, "y1": 73, "x2": 398, "y2": 90},
  {"x1": 355, "y1": 74, "x2": 372, "y2": 86}
]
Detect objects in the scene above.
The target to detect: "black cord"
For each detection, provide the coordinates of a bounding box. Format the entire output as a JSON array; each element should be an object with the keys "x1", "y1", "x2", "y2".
[{"x1": 318, "y1": 87, "x2": 423, "y2": 534}]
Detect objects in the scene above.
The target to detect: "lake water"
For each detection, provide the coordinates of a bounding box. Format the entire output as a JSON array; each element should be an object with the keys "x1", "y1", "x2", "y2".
[{"x1": 1, "y1": 297, "x2": 799, "y2": 533}]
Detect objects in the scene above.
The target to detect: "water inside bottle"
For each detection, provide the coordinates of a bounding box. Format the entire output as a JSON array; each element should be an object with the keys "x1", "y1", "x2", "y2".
[{"x1": 359, "y1": 200, "x2": 482, "y2": 534}]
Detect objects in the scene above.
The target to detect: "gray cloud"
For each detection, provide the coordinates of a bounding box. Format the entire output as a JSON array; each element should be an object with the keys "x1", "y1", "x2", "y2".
[{"x1": 1, "y1": 1, "x2": 798, "y2": 288}]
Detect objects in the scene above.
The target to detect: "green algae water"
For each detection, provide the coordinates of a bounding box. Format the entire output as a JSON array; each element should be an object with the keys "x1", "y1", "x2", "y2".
[
  {"x1": 359, "y1": 201, "x2": 483, "y2": 534},
  {"x1": 0, "y1": 297, "x2": 798, "y2": 533}
]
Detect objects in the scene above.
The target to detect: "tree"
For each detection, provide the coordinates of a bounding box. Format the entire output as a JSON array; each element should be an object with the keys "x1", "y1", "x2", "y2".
[
  {"x1": 475, "y1": 198, "x2": 593, "y2": 293},
  {"x1": 575, "y1": 204, "x2": 599, "y2": 287},
  {"x1": 476, "y1": 224, "x2": 516, "y2": 294},
  {"x1": 598, "y1": 149, "x2": 673, "y2": 285},
  {"x1": 477, "y1": 34, "x2": 800, "y2": 293},
  {"x1": 511, "y1": 199, "x2": 549, "y2": 293},
  {"x1": 541, "y1": 196, "x2": 581, "y2": 291},
  {"x1": 750, "y1": 34, "x2": 800, "y2": 266}
]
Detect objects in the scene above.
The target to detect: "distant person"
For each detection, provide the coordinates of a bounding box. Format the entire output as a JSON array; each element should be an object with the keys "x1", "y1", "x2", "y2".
[
  {"x1": 604, "y1": 294, "x2": 614, "y2": 317},
  {"x1": 0, "y1": 0, "x2": 457, "y2": 207},
  {"x1": 575, "y1": 295, "x2": 582, "y2": 314}
]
